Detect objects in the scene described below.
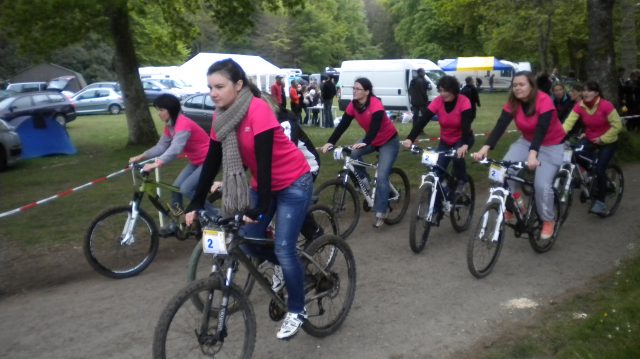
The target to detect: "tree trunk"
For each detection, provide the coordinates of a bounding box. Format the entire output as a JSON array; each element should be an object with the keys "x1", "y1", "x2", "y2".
[
  {"x1": 108, "y1": 3, "x2": 158, "y2": 146},
  {"x1": 587, "y1": 0, "x2": 618, "y2": 106},
  {"x1": 618, "y1": 0, "x2": 637, "y2": 78}
]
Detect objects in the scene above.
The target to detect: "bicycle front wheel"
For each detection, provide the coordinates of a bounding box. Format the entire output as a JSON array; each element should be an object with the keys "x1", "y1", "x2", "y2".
[
  {"x1": 553, "y1": 170, "x2": 573, "y2": 224},
  {"x1": 384, "y1": 167, "x2": 411, "y2": 225},
  {"x1": 84, "y1": 206, "x2": 159, "y2": 279},
  {"x1": 601, "y1": 164, "x2": 624, "y2": 217},
  {"x1": 467, "y1": 202, "x2": 504, "y2": 279},
  {"x1": 527, "y1": 195, "x2": 559, "y2": 253},
  {"x1": 409, "y1": 185, "x2": 433, "y2": 254},
  {"x1": 314, "y1": 179, "x2": 360, "y2": 238},
  {"x1": 302, "y1": 234, "x2": 357, "y2": 338},
  {"x1": 450, "y1": 175, "x2": 476, "y2": 232},
  {"x1": 153, "y1": 277, "x2": 255, "y2": 359}
]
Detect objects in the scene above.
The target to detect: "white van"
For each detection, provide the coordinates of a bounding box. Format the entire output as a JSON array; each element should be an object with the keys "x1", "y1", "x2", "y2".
[{"x1": 338, "y1": 59, "x2": 445, "y2": 111}]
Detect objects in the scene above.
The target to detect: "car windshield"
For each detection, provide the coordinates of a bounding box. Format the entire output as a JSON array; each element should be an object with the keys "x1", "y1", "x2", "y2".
[
  {"x1": 0, "y1": 97, "x2": 14, "y2": 110},
  {"x1": 48, "y1": 79, "x2": 69, "y2": 90},
  {"x1": 426, "y1": 70, "x2": 446, "y2": 83}
]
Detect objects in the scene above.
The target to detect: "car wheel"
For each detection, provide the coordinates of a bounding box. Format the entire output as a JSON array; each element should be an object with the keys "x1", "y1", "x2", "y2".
[
  {"x1": 54, "y1": 114, "x2": 67, "y2": 127},
  {"x1": 108, "y1": 104, "x2": 122, "y2": 115}
]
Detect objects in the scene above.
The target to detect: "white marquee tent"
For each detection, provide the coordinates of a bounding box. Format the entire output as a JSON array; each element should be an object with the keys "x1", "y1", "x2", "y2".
[{"x1": 177, "y1": 53, "x2": 282, "y2": 93}]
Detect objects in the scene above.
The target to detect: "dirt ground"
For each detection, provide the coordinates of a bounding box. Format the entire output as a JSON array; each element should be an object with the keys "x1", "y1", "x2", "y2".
[{"x1": 1, "y1": 164, "x2": 639, "y2": 359}]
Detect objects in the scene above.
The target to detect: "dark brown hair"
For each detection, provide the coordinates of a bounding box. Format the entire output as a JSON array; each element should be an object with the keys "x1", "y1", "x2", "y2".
[{"x1": 508, "y1": 71, "x2": 537, "y2": 116}]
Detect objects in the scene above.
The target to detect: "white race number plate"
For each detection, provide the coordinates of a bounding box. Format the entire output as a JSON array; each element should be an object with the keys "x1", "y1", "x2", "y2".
[
  {"x1": 202, "y1": 229, "x2": 227, "y2": 255},
  {"x1": 488, "y1": 163, "x2": 507, "y2": 183},
  {"x1": 421, "y1": 151, "x2": 439, "y2": 166}
]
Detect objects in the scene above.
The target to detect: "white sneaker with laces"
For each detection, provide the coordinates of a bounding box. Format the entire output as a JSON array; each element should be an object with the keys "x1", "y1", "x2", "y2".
[
  {"x1": 271, "y1": 265, "x2": 284, "y2": 292},
  {"x1": 276, "y1": 311, "x2": 307, "y2": 339}
]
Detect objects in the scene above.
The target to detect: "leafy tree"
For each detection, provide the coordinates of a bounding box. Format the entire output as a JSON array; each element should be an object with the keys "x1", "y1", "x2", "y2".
[{"x1": 0, "y1": 0, "x2": 304, "y2": 145}]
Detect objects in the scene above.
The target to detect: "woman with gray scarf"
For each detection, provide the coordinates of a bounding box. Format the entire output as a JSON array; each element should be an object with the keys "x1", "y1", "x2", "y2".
[{"x1": 185, "y1": 59, "x2": 313, "y2": 340}]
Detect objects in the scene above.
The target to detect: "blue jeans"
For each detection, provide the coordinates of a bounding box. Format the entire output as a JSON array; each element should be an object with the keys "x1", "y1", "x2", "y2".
[
  {"x1": 350, "y1": 136, "x2": 400, "y2": 216},
  {"x1": 323, "y1": 100, "x2": 334, "y2": 128},
  {"x1": 435, "y1": 136, "x2": 474, "y2": 181},
  {"x1": 241, "y1": 172, "x2": 313, "y2": 313},
  {"x1": 172, "y1": 163, "x2": 202, "y2": 208},
  {"x1": 576, "y1": 138, "x2": 617, "y2": 202}
]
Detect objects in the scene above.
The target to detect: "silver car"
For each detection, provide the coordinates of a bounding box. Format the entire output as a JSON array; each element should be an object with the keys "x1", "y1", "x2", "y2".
[
  {"x1": 0, "y1": 119, "x2": 21, "y2": 170},
  {"x1": 71, "y1": 88, "x2": 125, "y2": 115}
]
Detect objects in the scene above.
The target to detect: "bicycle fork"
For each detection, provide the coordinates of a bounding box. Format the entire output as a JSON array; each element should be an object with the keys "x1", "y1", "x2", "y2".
[
  {"x1": 482, "y1": 187, "x2": 508, "y2": 243},
  {"x1": 120, "y1": 197, "x2": 143, "y2": 246}
]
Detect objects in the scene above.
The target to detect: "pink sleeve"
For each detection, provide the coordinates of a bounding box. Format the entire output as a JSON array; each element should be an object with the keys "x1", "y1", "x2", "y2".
[
  {"x1": 458, "y1": 95, "x2": 472, "y2": 111},
  {"x1": 249, "y1": 98, "x2": 280, "y2": 135},
  {"x1": 537, "y1": 93, "x2": 555, "y2": 114},
  {"x1": 428, "y1": 96, "x2": 442, "y2": 113},
  {"x1": 502, "y1": 102, "x2": 512, "y2": 114},
  {"x1": 345, "y1": 101, "x2": 355, "y2": 117}
]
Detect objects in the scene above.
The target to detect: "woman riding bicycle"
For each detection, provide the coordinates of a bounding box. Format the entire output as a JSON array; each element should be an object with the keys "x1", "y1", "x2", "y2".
[
  {"x1": 562, "y1": 80, "x2": 623, "y2": 216},
  {"x1": 473, "y1": 71, "x2": 566, "y2": 240},
  {"x1": 402, "y1": 75, "x2": 474, "y2": 222},
  {"x1": 129, "y1": 94, "x2": 210, "y2": 236},
  {"x1": 321, "y1": 77, "x2": 400, "y2": 229},
  {"x1": 185, "y1": 58, "x2": 312, "y2": 340}
]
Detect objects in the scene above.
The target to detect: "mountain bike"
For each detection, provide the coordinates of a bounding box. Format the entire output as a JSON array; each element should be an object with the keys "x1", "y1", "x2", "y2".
[
  {"x1": 314, "y1": 146, "x2": 410, "y2": 237},
  {"x1": 408, "y1": 145, "x2": 475, "y2": 253},
  {"x1": 553, "y1": 142, "x2": 624, "y2": 222},
  {"x1": 467, "y1": 158, "x2": 561, "y2": 279},
  {"x1": 153, "y1": 211, "x2": 357, "y2": 359},
  {"x1": 186, "y1": 203, "x2": 340, "y2": 301},
  {"x1": 83, "y1": 163, "x2": 219, "y2": 279}
]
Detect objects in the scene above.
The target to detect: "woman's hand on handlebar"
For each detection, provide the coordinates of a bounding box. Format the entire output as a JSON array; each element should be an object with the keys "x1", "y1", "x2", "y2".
[
  {"x1": 321, "y1": 143, "x2": 334, "y2": 153},
  {"x1": 401, "y1": 139, "x2": 413, "y2": 149},
  {"x1": 456, "y1": 144, "x2": 469, "y2": 159},
  {"x1": 210, "y1": 181, "x2": 223, "y2": 193},
  {"x1": 351, "y1": 142, "x2": 366, "y2": 149},
  {"x1": 472, "y1": 145, "x2": 490, "y2": 161},
  {"x1": 527, "y1": 150, "x2": 540, "y2": 171},
  {"x1": 129, "y1": 155, "x2": 143, "y2": 164},
  {"x1": 185, "y1": 211, "x2": 198, "y2": 226}
]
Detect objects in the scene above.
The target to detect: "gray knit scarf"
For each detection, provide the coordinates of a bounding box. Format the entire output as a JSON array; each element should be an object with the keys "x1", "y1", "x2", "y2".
[{"x1": 213, "y1": 87, "x2": 253, "y2": 215}]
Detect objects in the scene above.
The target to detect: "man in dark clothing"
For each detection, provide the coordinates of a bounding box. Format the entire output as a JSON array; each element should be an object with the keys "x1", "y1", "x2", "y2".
[
  {"x1": 460, "y1": 76, "x2": 481, "y2": 120},
  {"x1": 321, "y1": 77, "x2": 337, "y2": 128},
  {"x1": 408, "y1": 68, "x2": 431, "y2": 128}
]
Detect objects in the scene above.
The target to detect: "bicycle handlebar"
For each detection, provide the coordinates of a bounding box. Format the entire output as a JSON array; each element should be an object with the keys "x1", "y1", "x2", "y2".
[
  {"x1": 409, "y1": 144, "x2": 457, "y2": 158},
  {"x1": 198, "y1": 210, "x2": 243, "y2": 229},
  {"x1": 475, "y1": 158, "x2": 529, "y2": 170}
]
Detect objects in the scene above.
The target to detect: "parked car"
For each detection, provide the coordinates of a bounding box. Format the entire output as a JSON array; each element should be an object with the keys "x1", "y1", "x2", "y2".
[
  {"x1": 6, "y1": 82, "x2": 48, "y2": 93},
  {"x1": 0, "y1": 91, "x2": 77, "y2": 126},
  {"x1": 47, "y1": 76, "x2": 78, "y2": 98},
  {"x1": 143, "y1": 77, "x2": 199, "y2": 97},
  {"x1": 0, "y1": 119, "x2": 22, "y2": 170},
  {"x1": 72, "y1": 88, "x2": 125, "y2": 115},
  {"x1": 142, "y1": 79, "x2": 182, "y2": 103},
  {"x1": 80, "y1": 82, "x2": 121, "y2": 93},
  {"x1": 181, "y1": 93, "x2": 214, "y2": 132},
  {"x1": 0, "y1": 90, "x2": 16, "y2": 101}
]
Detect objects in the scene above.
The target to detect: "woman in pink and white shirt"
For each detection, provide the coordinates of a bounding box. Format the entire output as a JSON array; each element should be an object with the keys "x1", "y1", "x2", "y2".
[
  {"x1": 474, "y1": 71, "x2": 565, "y2": 240},
  {"x1": 321, "y1": 77, "x2": 400, "y2": 228}
]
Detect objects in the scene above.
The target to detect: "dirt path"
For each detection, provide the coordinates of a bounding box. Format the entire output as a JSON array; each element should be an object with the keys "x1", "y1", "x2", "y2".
[{"x1": 1, "y1": 164, "x2": 639, "y2": 359}]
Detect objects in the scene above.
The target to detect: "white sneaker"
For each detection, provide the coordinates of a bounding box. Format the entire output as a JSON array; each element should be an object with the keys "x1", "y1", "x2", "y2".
[
  {"x1": 276, "y1": 311, "x2": 307, "y2": 339},
  {"x1": 271, "y1": 265, "x2": 284, "y2": 292}
]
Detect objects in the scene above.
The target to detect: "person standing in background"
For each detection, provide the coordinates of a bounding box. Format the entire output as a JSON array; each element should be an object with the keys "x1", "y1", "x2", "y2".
[
  {"x1": 460, "y1": 76, "x2": 481, "y2": 120},
  {"x1": 270, "y1": 75, "x2": 285, "y2": 111},
  {"x1": 408, "y1": 68, "x2": 430, "y2": 130},
  {"x1": 321, "y1": 77, "x2": 337, "y2": 128},
  {"x1": 290, "y1": 80, "x2": 301, "y2": 122}
]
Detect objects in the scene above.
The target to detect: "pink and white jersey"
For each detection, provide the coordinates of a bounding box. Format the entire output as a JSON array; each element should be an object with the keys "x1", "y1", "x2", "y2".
[
  {"x1": 164, "y1": 114, "x2": 210, "y2": 165},
  {"x1": 345, "y1": 96, "x2": 397, "y2": 147},
  {"x1": 428, "y1": 94, "x2": 472, "y2": 145},
  {"x1": 210, "y1": 97, "x2": 310, "y2": 191},
  {"x1": 502, "y1": 92, "x2": 565, "y2": 146}
]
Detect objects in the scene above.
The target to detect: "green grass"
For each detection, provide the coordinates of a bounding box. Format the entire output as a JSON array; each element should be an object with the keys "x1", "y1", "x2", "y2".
[{"x1": 480, "y1": 253, "x2": 640, "y2": 359}]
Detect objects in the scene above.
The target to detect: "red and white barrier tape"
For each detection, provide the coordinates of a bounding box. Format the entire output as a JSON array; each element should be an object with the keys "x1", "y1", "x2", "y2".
[{"x1": 0, "y1": 158, "x2": 156, "y2": 219}]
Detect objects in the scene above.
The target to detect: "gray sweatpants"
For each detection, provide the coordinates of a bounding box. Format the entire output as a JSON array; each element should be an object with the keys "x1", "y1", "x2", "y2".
[{"x1": 503, "y1": 137, "x2": 563, "y2": 221}]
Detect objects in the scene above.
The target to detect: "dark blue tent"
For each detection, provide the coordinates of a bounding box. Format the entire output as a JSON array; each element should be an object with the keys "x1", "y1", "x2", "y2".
[{"x1": 11, "y1": 116, "x2": 76, "y2": 159}]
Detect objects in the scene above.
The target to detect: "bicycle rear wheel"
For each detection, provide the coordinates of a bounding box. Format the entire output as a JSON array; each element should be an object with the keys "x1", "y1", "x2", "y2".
[
  {"x1": 384, "y1": 167, "x2": 411, "y2": 225},
  {"x1": 601, "y1": 164, "x2": 624, "y2": 217},
  {"x1": 553, "y1": 170, "x2": 573, "y2": 224},
  {"x1": 302, "y1": 234, "x2": 356, "y2": 337},
  {"x1": 153, "y1": 277, "x2": 255, "y2": 359},
  {"x1": 409, "y1": 185, "x2": 433, "y2": 254},
  {"x1": 314, "y1": 179, "x2": 360, "y2": 238},
  {"x1": 84, "y1": 206, "x2": 159, "y2": 279},
  {"x1": 450, "y1": 175, "x2": 475, "y2": 232},
  {"x1": 467, "y1": 202, "x2": 504, "y2": 279}
]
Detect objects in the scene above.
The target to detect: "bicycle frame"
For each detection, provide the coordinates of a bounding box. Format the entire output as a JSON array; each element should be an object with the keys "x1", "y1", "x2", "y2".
[
  {"x1": 333, "y1": 147, "x2": 402, "y2": 208},
  {"x1": 411, "y1": 146, "x2": 457, "y2": 222}
]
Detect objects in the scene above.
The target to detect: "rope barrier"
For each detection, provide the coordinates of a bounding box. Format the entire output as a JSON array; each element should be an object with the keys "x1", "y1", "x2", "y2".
[{"x1": 0, "y1": 158, "x2": 156, "y2": 219}]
